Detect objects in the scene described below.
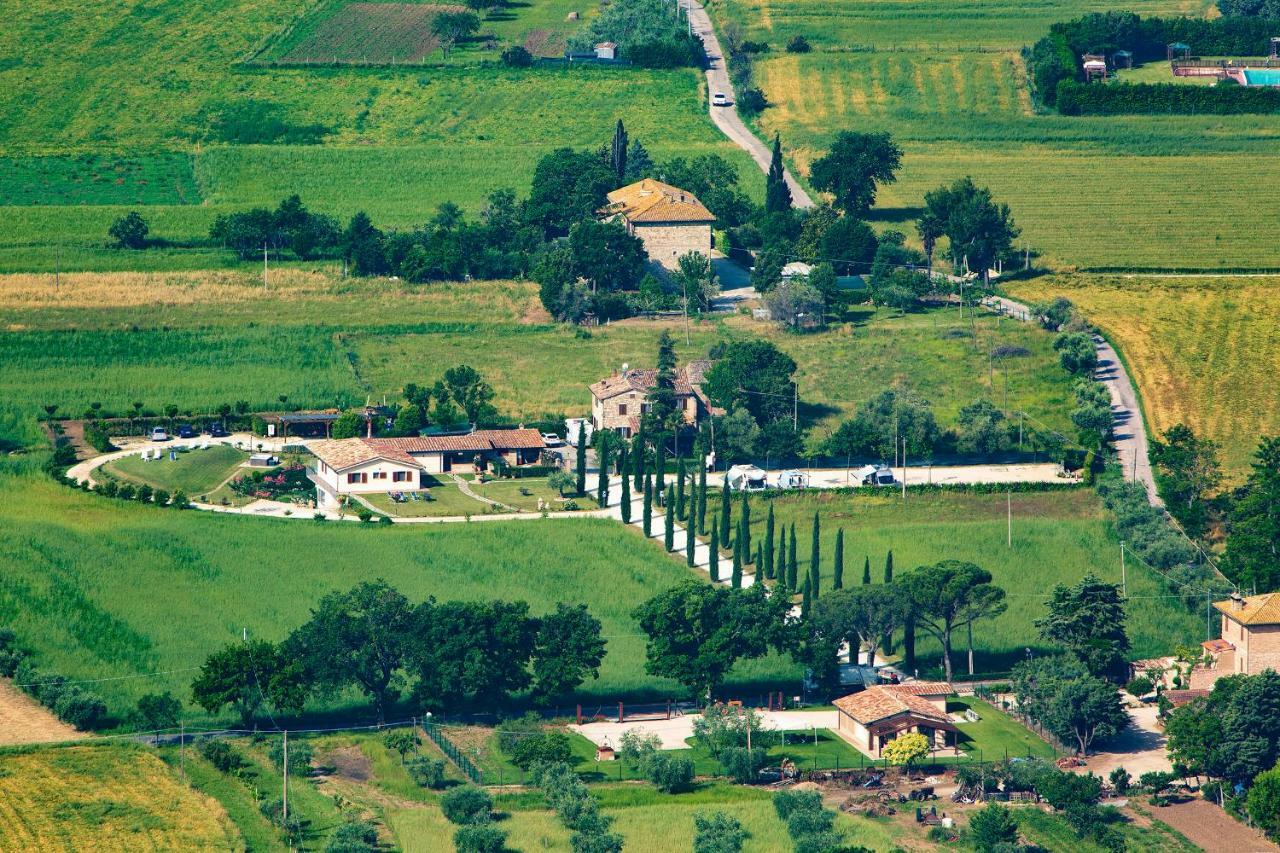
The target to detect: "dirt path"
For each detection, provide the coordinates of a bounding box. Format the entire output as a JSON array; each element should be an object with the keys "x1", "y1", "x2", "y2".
[
  {"x1": 1159, "y1": 798, "x2": 1278, "y2": 852},
  {"x1": 0, "y1": 679, "x2": 80, "y2": 746}
]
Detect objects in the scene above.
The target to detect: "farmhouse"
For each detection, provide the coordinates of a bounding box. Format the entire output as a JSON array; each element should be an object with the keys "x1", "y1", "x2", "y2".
[
  {"x1": 307, "y1": 429, "x2": 545, "y2": 508},
  {"x1": 1190, "y1": 592, "x2": 1280, "y2": 688},
  {"x1": 833, "y1": 682, "x2": 958, "y2": 758},
  {"x1": 601, "y1": 179, "x2": 716, "y2": 271},
  {"x1": 589, "y1": 361, "x2": 719, "y2": 438}
]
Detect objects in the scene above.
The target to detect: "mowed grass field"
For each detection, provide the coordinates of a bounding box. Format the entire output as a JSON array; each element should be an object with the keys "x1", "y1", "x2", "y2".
[
  {"x1": 715, "y1": 488, "x2": 1200, "y2": 673},
  {"x1": 0, "y1": 273, "x2": 1075, "y2": 436},
  {"x1": 100, "y1": 445, "x2": 250, "y2": 495},
  {"x1": 1010, "y1": 275, "x2": 1280, "y2": 481},
  {"x1": 0, "y1": 744, "x2": 241, "y2": 851},
  {"x1": 711, "y1": 0, "x2": 1280, "y2": 270}
]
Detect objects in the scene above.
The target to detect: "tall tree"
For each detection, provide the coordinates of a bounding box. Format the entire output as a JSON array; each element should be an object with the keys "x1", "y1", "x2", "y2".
[
  {"x1": 709, "y1": 521, "x2": 721, "y2": 583},
  {"x1": 624, "y1": 138, "x2": 654, "y2": 181},
  {"x1": 191, "y1": 641, "x2": 304, "y2": 729},
  {"x1": 764, "y1": 134, "x2": 792, "y2": 213},
  {"x1": 811, "y1": 585, "x2": 909, "y2": 669},
  {"x1": 809, "y1": 513, "x2": 821, "y2": 600},
  {"x1": 900, "y1": 560, "x2": 1007, "y2": 683},
  {"x1": 1011, "y1": 656, "x2": 1128, "y2": 756},
  {"x1": 697, "y1": 456, "x2": 709, "y2": 534},
  {"x1": 916, "y1": 211, "x2": 943, "y2": 280},
  {"x1": 808, "y1": 131, "x2": 903, "y2": 216},
  {"x1": 1151, "y1": 423, "x2": 1222, "y2": 536},
  {"x1": 676, "y1": 457, "x2": 687, "y2": 521},
  {"x1": 923, "y1": 177, "x2": 1019, "y2": 285},
  {"x1": 643, "y1": 474, "x2": 653, "y2": 537},
  {"x1": 739, "y1": 493, "x2": 751, "y2": 560},
  {"x1": 1222, "y1": 435, "x2": 1280, "y2": 592},
  {"x1": 665, "y1": 485, "x2": 676, "y2": 551},
  {"x1": 632, "y1": 582, "x2": 793, "y2": 700},
  {"x1": 832, "y1": 528, "x2": 844, "y2": 590},
  {"x1": 764, "y1": 504, "x2": 776, "y2": 581},
  {"x1": 720, "y1": 480, "x2": 732, "y2": 547},
  {"x1": 441, "y1": 365, "x2": 496, "y2": 424},
  {"x1": 884, "y1": 551, "x2": 893, "y2": 584},
  {"x1": 619, "y1": 444, "x2": 632, "y2": 523},
  {"x1": 610, "y1": 119, "x2": 628, "y2": 184},
  {"x1": 282, "y1": 580, "x2": 414, "y2": 723},
  {"x1": 862, "y1": 556, "x2": 871, "y2": 585},
  {"x1": 647, "y1": 330, "x2": 681, "y2": 440},
  {"x1": 576, "y1": 429, "x2": 588, "y2": 496},
  {"x1": 1035, "y1": 574, "x2": 1130, "y2": 680},
  {"x1": 787, "y1": 524, "x2": 798, "y2": 590},
  {"x1": 632, "y1": 434, "x2": 645, "y2": 492},
  {"x1": 801, "y1": 575, "x2": 812, "y2": 619},
  {"x1": 596, "y1": 432, "x2": 612, "y2": 507},
  {"x1": 703, "y1": 341, "x2": 798, "y2": 428},
  {"x1": 410, "y1": 599, "x2": 538, "y2": 711},
  {"x1": 731, "y1": 533, "x2": 743, "y2": 589},
  {"x1": 687, "y1": 516, "x2": 697, "y2": 568},
  {"x1": 531, "y1": 604, "x2": 606, "y2": 701}
]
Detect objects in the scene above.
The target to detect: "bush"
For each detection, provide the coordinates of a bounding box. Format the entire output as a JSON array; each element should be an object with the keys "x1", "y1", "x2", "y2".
[
  {"x1": 54, "y1": 688, "x2": 107, "y2": 730},
  {"x1": 268, "y1": 737, "x2": 313, "y2": 775},
  {"x1": 640, "y1": 752, "x2": 694, "y2": 793},
  {"x1": 171, "y1": 490, "x2": 189, "y2": 509},
  {"x1": 357, "y1": 509, "x2": 374, "y2": 523},
  {"x1": 509, "y1": 730, "x2": 573, "y2": 770},
  {"x1": 787, "y1": 807, "x2": 835, "y2": 838},
  {"x1": 407, "y1": 756, "x2": 448, "y2": 789},
  {"x1": 501, "y1": 45, "x2": 533, "y2": 66},
  {"x1": 737, "y1": 88, "x2": 768, "y2": 114},
  {"x1": 1126, "y1": 676, "x2": 1154, "y2": 697},
  {"x1": 132, "y1": 692, "x2": 182, "y2": 730},
  {"x1": 774, "y1": 789, "x2": 823, "y2": 821},
  {"x1": 442, "y1": 786, "x2": 493, "y2": 825},
  {"x1": 785, "y1": 34, "x2": 811, "y2": 52},
  {"x1": 326, "y1": 820, "x2": 380, "y2": 853},
  {"x1": 1057, "y1": 79, "x2": 1280, "y2": 116},
  {"x1": 108, "y1": 211, "x2": 149, "y2": 249},
  {"x1": 201, "y1": 739, "x2": 245, "y2": 774},
  {"x1": 721, "y1": 746, "x2": 769, "y2": 783},
  {"x1": 454, "y1": 824, "x2": 506, "y2": 853},
  {"x1": 970, "y1": 802, "x2": 1019, "y2": 851}
]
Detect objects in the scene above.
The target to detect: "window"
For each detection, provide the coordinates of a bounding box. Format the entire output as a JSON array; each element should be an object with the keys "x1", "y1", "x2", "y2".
[
  {"x1": 640, "y1": 403, "x2": 651, "y2": 414},
  {"x1": 373, "y1": 471, "x2": 387, "y2": 480},
  {"x1": 346, "y1": 472, "x2": 367, "y2": 485},
  {"x1": 618, "y1": 404, "x2": 628, "y2": 416},
  {"x1": 393, "y1": 471, "x2": 410, "y2": 483}
]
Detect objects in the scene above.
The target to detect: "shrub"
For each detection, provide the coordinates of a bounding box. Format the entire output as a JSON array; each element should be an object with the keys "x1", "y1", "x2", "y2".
[
  {"x1": 785, "y1": 34, "x2": 811, "y2": 52},
  {"x1": 171, "y1": 490, "x2": 189, "y2": 508},
  {"x1": 693, "y1": 811, "x2": 750, "y2": 853},
  {"x1": 54, "y1": 688, "x2": 107, "y2": 730},
  {"x1": 136, "y1": 483, "x2": 153, "y2": 503},
  {"x1": 720, "y1": 746, "x2": 769, "y2": 783},
  {"x1": 1109, "y1": 767, "x2": 1131, "y2": 794},
  {"x1": 454, "y1": 824, "x2": 506, "y2": 853},
  {"x1": 378, "y1": 514, "x2": 393, "y2": 525},
  {"x1": 325, "y1": 819, "x2": 379, "y2": 853},
  {"x1": 407, "y1": 756, "x2": 448, "y2": 789},
  {"x1": 642, "y1": 752, "x2": 694, "y2": 793},
  {"x1": 152, "y1": 488, "x2": 170, "y2": 506},
  {"x1": 501, "y1": 45, "x2": 533, "y2": 66},
  {"x1": 132, "y1": 692, "x2": 182, "y2": 730},
  {"x1": 737, "y1": 88, "x2": 767, "y2": 114},
  {"x1": 0, "y1": 630, "x2": 26, "y2": 677},
  {"x1": 83, "y1": 422, "x2": 115, "y2": 453},
  {"x1": 201, "y1": 739, "x2": 245, "y2": 774},
  {"x1": 108, "y1": 211, "x2": 150, "y2": 249},
  {"x1": 259, "y1": 798, "x2": 305, "y2": 843},
  {"x1": 1125, "y1": 675, "x2": 1154, "y2": 697},
  {"x1": 357, "y1": 509, "x2": 374, "y2": 523},
  {"x1": 787, "y1": 807, "x2": 835, "y2": 838},
  {"x1": 509, "y1": 730, "x2": 573, "y2": 770},
  {"x1": 384, "y1": 730, "x2": 420, "y2": 758},
  {"x1": 442, "y1": 786, "x2": 493, "y2": 825},
  {"x1": 116, "y1": 483, "x2": 136, "y2": 501},
  {"x1": 268, "y1": 738, "x2": 313, "y2": 775},
  {"x1": 774, "y1": 789, "x2": 823, "y2": 821},
  {"x1": 970, "y1": 802, "x2": 1019, "y2": 852}
]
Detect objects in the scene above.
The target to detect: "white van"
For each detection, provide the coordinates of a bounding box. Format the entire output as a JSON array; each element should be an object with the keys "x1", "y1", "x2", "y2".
[{"x1": 150, "y1": 427, "x2": 170, "y2": 442}]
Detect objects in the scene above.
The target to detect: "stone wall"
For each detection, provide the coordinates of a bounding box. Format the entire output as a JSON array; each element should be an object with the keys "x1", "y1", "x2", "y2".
[{"x1": 633, "y1": 222, "x2": 712, "y2": 271}]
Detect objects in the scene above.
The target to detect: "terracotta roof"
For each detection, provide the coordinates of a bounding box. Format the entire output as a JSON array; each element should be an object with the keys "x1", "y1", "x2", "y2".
[
  {"x1": 833, "y1": 685, "x2": 952, "y2": 726},
  {"x1": 309, "y1": 439, "x2": 422, "y2": 472},
  {"x1": 883, "y1": 681, "x2": 951, "y2": 697},
  {"x1": 1202, "y1": 638, "x2": 1234, "y2": 654},
  {"x1": 603, "y1": 179, "x2": 716, "y2": 224},
  {"x1": 589, "y1": 362, "x2": 711, "y2": 401},
  {"x1": 1215, "y1": 593, "x2": 1280, "y2": 626},
  {"x1": 1164, "y1": 688, "x2": 1210, "y2": 707}
]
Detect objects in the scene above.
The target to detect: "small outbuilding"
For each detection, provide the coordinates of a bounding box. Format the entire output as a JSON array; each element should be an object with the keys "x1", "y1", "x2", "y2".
[
  {"x1": 1082, "y1": 53, "x2": 1108, "y2": 81},
  {"x1": 594, "y1": 41, "x2": 617, "y2": 60},
  {"x1": 1167, "y1": 41, "x2": 1191, "y2": 60},
  {"x1": 1113, "y1": 49, "x2": 1133, "y2": 69},
  {"x1": 833, "y1": 682, "x2": 957, "y2": 758}
]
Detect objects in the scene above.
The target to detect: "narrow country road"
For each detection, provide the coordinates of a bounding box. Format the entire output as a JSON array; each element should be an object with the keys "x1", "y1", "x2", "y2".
[
  {"x1": 685, "y1": 0, "x2": 814, "y2": 208},
  {"x1": 988, "y1": 296, "x2": 1162, "y2": 507}
]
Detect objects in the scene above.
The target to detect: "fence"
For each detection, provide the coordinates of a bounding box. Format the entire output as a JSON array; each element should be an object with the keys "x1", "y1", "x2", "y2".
[{"x1": 422, "y1": 721, "x2": 483, "y2": 783}]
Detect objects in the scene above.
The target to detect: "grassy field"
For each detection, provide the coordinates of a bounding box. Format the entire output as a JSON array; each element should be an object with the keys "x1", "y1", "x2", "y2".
[
  {"x1": 0, "y1": 274, "x2": 1076, "y2": 437},
  {"x1": 1009, "y1": 275, "x2": 1280, "y2": 481},
  {"x1": 0, "y1": 744, "x2": 241, "y2": 851},
  {"x1": 0, "y1": 467, "x2": 798, "y2": 722},
  {"x1": 100, "y1": 445, "x2": 250, "y2": 495},
  {"x1": 712, "y1": 487, "x2": 1201, "y2": 672},
  {"x1": 709, "y1": 0, "x2": 1280, "y2": 270}
]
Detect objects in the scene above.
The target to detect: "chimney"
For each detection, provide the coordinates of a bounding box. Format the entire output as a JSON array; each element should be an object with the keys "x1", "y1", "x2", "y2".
[{"x1": 1232, "y1": 591, "x2": 1245, "y2": 610}]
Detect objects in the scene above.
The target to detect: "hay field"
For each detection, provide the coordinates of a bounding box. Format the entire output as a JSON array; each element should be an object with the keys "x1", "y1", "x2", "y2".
[
  {"x1": 1009, "y1": 275, "x2": 1280, "y2": 480},
  {"x1": 0, "y1": 745, "x2": 240, "y2": 851},
  {"x1": 750, "y1": 50, "x2": 1280, "y2": 269},
  {"x1": 275, "y1": 3, "x2": 460, "y2": 65}
]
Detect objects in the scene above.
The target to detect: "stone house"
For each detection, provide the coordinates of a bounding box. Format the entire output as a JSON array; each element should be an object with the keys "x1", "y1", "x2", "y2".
[
  {"x1": 588, "y1": 361, "x2": 719, "y2": 438},
  {"x1": 600, "y1": 178, "x2": 715, "y2": 271},
  {"x1": 1191, "y1": 592, "x2": 1280, "y2": 689},
  {"x1": 833, "y1": 682, "x2": 958, "y2": 758}
]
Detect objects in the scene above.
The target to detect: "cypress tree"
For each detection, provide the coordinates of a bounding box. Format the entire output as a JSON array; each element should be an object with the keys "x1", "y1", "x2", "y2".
[
  {"x1": 596, "y1": 437, "x2": 610, "y2": 507},
  {"x1": 884, "y1": 553, "x2": 897, "y2": 655},
  {"x1": 739, "y1": 492, "x2": 751, "y2": 559},
  {"x1": 709, "y1": 523, "x2": 720, "y2": 582},
  {"x1": 675, "y1": 457, "x2": 687, "y2": 520},
  {"x1": 642, "y1": 474, "x2": 653, "y2": 537},
  {"x1": 801, "y1": 575, "x2": 811, "y2": 619},
  {"x1": 833, "y1": 528, "x2": 844, "y2": 590},
  {"x1": 686, "y1": 516, "x2": 696, "y2": 567},
  {"x1": 697, "y1": 458, "x2": 708, "y2": 534},
  {"x1": 765, "y1": 133, "x2": 793, "y2": 214},
  {"x1": 884, "y1": 550, "x2": 894, "y2": 584},
  {"x1": 764, "y1": 504, "x2": 776, "y2": 580},
  {"x1": 862, "y1": 556, "x2": 871, "y2": 585},
  {"x1": 575, "y1": 431, "x2": 587, "y2": 496},
  {"x1": 656, "y1": 443, "x2": 666, "y2": 498},
  {"x1": 719, "y1": 480, "x2": 731, "y2": 547},
  {"x1": 664, "y1": 486, "x2": 675, "y2": 551},
  {"x1": 632, "y1": 436, "x2": 644, "y2": 492},
  {"x1": 809, "y1": 513, "x2": 820, "y2": 599},
  {"x1": 775, "y1": 530, "x2": 787, "y2": 588},
  {"x1": 754, "y1": 542, "x2": 762, "y2": 576},
  {"x1": 731, "y1": 536, "x2": 742, "y2": 588},
  {"x1": 620, "y1": 462, "x2": 631, "y2": 523},
  {"x1": 611, "y1": 119, "x2": 628, "y2": 183},
  {"x1": 903, "y1": 614, "x2": 915, "y2": 672},
  {"x1": 787, "y1": 524, "x2": 798, "y2": 590}
]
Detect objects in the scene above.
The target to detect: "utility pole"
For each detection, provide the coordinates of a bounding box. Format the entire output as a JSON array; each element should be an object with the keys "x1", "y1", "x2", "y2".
[
  {"x1": 282, "y1": 730, "x2": 289, "y2": 826},
  {"x1": 179, "y1": 720, "x2": 185, "y2": 781},
  {"x1": 263, "y1": 243, "x2": 269, "y2": 288},
  {"x1": 901, "y1": 438, "x2": 907, "y2": 503},
  {"x1": 792, "y1": 382, "x2": 798, "y2": 431},
  {"x1": 1120, "y1": 542, "x2": 1127, "y2": 597},
  {"x1": 1007, "y1": 490, "x2": 1012, "y2": 548},
  {"x1": 681, "y1": 278, "x2": 691, "y2": 346}
]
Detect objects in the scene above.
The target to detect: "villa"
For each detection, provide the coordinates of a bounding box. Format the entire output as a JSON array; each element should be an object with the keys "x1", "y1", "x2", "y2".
[
  {"x1": 307, "y1": 430, "x2": 545, "y2": 509},
  {"x1": 600, "y1": 179, "x2": 716, "y2": 271},
  {"x1": 1191, "y1": 592, "x2": 1280, "y2": 689},
  {"x1": 589, "y1": 361, "x2": 720, "y2": 438}
]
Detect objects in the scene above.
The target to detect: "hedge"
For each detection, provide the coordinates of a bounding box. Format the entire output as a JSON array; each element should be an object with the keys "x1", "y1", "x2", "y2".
[
  {"x1": 0, "y1": 632, "x2": 107, "y2": 731},
  {"x1": 1057, "y1": 80, "x2": 1280, "y2": 114}
]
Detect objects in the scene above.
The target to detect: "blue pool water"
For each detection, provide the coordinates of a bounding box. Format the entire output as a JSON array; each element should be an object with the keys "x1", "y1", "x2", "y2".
[{"x1": 1243, "y1": 69, "x2": 1280, "y2": 86}]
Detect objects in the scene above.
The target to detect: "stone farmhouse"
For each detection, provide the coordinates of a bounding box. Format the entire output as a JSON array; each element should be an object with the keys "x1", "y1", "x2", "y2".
[
  {"x1": 1190, "y1": 592, "x2": 1280, "y2": 689},
  {"x1": 833, "y1": 682, "x2": 958, "y2": 758},
  {"x1": 589, "y1": 361, "x2": 720, "y2": 439},
  {"x1": 307, "y1": 430, "x2": 545, "y2": 509},
  {"x1": 600, "y1": 178, "x2": 715, "y2": 271}
]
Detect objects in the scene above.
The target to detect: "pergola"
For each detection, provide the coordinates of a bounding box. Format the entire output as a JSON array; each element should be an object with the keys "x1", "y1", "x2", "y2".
[
  {"x1": 1113, "y1": 49, "x2": 1133, "y2": 69},
  {"x1": 1167, "y1": 41, "x2": 1191, "y2": 61},
  {"x1": 259, "y1": 410, "x2": 342, "y2": 438}
]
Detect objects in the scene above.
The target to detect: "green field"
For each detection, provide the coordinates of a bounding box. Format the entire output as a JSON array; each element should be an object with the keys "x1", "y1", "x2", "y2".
[
  {"x1": 711, "y1": 488, "x2": 1200, "y2": 673},
  {"x1": 100, "y1": 445, "x2": 250, "y2": 496},
  {"x1": 710, "y1": 0, "x2": 1280, "y2": 270},
  {"x1": 0, "y1": 275, "x2": 1077, "y2": 438}
]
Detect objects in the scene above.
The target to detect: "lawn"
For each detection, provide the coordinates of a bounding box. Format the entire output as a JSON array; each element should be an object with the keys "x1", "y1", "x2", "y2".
[
  {"x1": 1009, "y1": 274, "x2": 1280, "y2": 482},
  {"x1": 707, "y1": 487, "x2": 1201, "y2": 673},
  {"x1": 99, "y1": 444, "x2": 249, "y2": 495},
  {"x1": 0, "y1": 467, "x2": 801, "y2": 723},
  {"x1": 0, "y1": 275, "x2": 1076, "y2": 439},
  {"x1": 950, "y1": 697, "x2": 1056, "y2": 762},
  {"x1": 0, "y1": 744, "x2": 241, "y2": 850},
  {"x1": 360, "y1": 481, "x2": 491, "y2": 518}
]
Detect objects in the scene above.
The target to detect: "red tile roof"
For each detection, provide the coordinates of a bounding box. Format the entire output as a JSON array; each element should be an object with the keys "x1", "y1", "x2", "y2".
[
  {"x1": 603, "y1": 179, "x2": 716, "y2": 224},
  {"x1": 833, "y1": 684, "x2": 952, "y2": 726},
  {"x1": 310, "y1": 430, "x2": 544, "y2": 471}
]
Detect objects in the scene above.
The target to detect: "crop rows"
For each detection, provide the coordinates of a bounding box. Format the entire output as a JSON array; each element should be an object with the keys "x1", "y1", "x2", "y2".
[{"x1": 277, "y1": 3, "x2": 460, "y2": 65}]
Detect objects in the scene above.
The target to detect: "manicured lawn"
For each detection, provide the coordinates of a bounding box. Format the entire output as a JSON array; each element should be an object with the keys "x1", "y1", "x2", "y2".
[
  {"x1": 950, "y1": 697, "x2": 1056, "y2": 762},
  {"x1": 360, "y1": 482, "x2": 488, "y2": 518},
  {"x1": 100, "y1": 444, "x2": 249, "y2": 495},
  {"x1": 473, "y1": 479, "x2": 593, "y2": 513}
]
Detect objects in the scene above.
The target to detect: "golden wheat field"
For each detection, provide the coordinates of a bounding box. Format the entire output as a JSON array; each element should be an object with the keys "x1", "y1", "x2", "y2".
[
  {"x1": 0, "y1": 745, "x2": 240, "y2": 851},
  {"x1": 1009, "y1": 276, "x2": 1280, "y2": 479}
]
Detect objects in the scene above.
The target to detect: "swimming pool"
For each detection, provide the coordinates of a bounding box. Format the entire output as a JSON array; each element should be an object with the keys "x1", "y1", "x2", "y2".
[{"x1": 1242, "y1": 68, "x2": 1280, "y2": 86}]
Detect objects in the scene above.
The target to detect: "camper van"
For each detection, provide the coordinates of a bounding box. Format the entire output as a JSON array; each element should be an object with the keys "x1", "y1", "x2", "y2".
[
  {"x1": 853, "y1": 465, "x2": 896, "y2": 487},
  {"x1": 777, "y1": 470, "x2": 808, "y2": 490},
  {"x1": 725, "y1": 464, "x2": 769, "y2": 492},
  {"x1": 565, "y1": 418, "x2": 594, "y2": 448}
]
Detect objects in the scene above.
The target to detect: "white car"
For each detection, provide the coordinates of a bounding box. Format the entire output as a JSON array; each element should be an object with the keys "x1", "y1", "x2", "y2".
[
  {"x1": 150, "y1": 427, "x2": 170, "y2": 442},
  {"x1": 711, "y1": 92, "x2": 730, "y2": 107},
  {"x1": 541, "y1": 432, "x2": 565, "y2": 447}
]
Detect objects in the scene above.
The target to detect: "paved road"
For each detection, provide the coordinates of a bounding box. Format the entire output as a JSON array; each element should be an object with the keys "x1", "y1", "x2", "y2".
[
  {"x1": 685, "y1": 0, "x2": 814, "y2": 208},
  {"x1": 988, "y1": 296, "x2": 1162, "y2": 507}
]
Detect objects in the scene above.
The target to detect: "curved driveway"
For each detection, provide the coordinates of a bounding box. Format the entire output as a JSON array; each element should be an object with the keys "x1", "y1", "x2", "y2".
[{"x1": 686, "y1": 0, "x2": 814, "y2": 208}]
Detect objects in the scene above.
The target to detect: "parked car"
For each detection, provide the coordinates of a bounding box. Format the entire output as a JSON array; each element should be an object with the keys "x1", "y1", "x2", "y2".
[
  {"x1": 177, "y1": 424, "x2": 195, "y2": 438},
  {"x1": 207, "y1": 423, "x2": 229, "y2": 438},
  {"x1": 711, "y1": 92, "x2": 730, "y2": 107},
  {"x1": 541, "y1": 432, "x2": 565, "y2": 447},
  {"x1": 150, "y1": 427, "x2": 170, "y2": 442}
]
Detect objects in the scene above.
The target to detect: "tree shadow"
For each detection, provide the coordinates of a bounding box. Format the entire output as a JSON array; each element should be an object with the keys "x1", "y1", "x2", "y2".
[{"x1": 867, "y1": 206, "x2": 924, "y2": 224}]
